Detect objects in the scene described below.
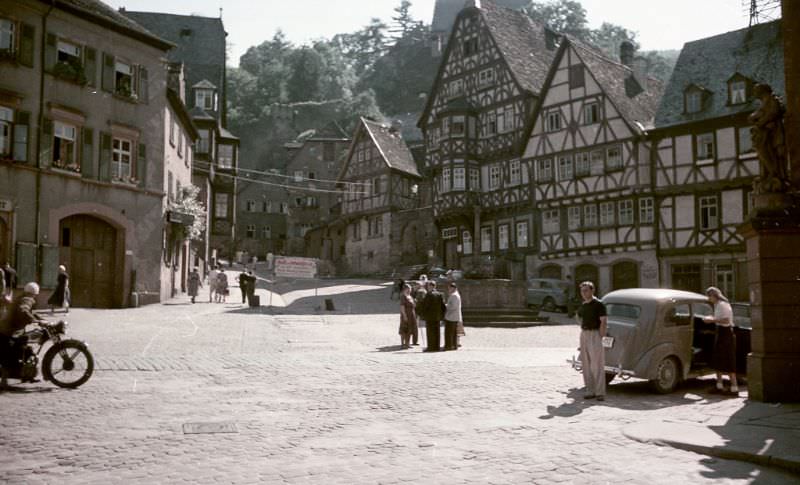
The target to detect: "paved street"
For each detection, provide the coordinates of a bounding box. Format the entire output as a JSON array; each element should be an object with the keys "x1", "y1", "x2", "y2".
[{"x1": 0, "y1": 279, "x2": 796, "y2": 484}]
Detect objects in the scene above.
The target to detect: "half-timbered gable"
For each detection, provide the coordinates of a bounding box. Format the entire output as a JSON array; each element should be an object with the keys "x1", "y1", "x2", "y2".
[
  {"x1": 523, "y1": 38, "x2": 663, "y2": 292},
  {"x1": 650, "y1": 20, "x2": 783, "y2": 301},
  {"x1": 419, "y1": 0, "x2": 557, "y2": 277},
  {"x1": 337, "y1": 118, "x2": 425, "y2": 274}
]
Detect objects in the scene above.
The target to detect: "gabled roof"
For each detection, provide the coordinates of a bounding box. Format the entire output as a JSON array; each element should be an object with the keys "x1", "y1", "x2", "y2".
[
  {"x1": 48, "y1": 1, "x2": 172, "y2": 50},
  {"x1": 431, "y1": 0, "x2": 528, "y2": 33},
  {"x1": 363, "y1": 119, "x2": 421, "y2": 177},
  {"x1": 420, "y1": 0, "x2": 557, "y2": 127},
  {"x1": 219, "y1": 127, "x2": 239, "y2": 141},
  {"x1": 189, "y1": 105, "x2": 215, "y2": 121},
  {"x1": 192, "y1": 79, "x2": 217, "y2": 89},
  {"x1": 654, "y1": 19, "x2": 783, "y2": 128},
  {"x1": 340, "y1": 118, "x2": 421, "y2": 180},
  {"x1": 572, "y1": 41, "x2": 664, "y2": 130}
]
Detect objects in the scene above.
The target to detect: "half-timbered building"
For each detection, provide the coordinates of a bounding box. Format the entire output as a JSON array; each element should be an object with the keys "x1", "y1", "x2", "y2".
[
  {"x1": 523, "y1": 38, "x2": 663, "y2": 293},
  {"x1": 649, "y1": 20, "x2": 784, "y2": 302},
  {"x1": 338, "y1": 118, "x2": 432, "y2": 275},
  {"x1": 419, "y1": 0, "x2": 558, "y2": 279}
]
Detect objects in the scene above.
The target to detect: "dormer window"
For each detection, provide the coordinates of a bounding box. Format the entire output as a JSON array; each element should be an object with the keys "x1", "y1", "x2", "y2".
[
  {"x1": 685, "y1": 89, "x2": 703, "y2": 113},
  {"x1": 727, "y1": 74, "x2": 749, "y2": 105},
  {"x1": 196, "y1": 89, "x2": 215, "y2": 110}
]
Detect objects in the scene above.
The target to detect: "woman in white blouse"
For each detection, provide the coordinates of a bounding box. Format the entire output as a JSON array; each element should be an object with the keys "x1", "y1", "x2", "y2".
[{"x1": 703, "y1": 287, "x2": 738, "y2": 394}]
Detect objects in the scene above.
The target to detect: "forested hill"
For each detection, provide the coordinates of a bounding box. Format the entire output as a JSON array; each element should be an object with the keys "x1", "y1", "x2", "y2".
[{"x1": 227, "y1": 0, "x2": 678, "y2": 171}]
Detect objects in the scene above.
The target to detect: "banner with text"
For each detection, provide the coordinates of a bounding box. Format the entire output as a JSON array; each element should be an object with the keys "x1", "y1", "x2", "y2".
[{"x1": 274, "y1": 257, "x2": 317, "y2": 279}]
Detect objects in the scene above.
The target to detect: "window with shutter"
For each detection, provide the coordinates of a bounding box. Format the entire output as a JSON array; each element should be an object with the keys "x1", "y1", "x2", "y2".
[
  {"x1": 81, "y1": 127, "x2": 94, "y2": 178},
  {"x1": 13, "y1": 110, "x2": 30, "y2": 162},
  {"x1": 99, "y1": 132, "x2": 111, "y2": 181},
  {"x1": 84, "y1": 47, "x2": 97, "y2": 87},
  {"x1": 101, "y1": 52, "x2": 114, "y2": 92},
  {"x1": 137, "y1": 143, "x2": 147, "y2": 187},
  {"x1": 19, "y1": 23, "x2": 35, "y2": 67}
]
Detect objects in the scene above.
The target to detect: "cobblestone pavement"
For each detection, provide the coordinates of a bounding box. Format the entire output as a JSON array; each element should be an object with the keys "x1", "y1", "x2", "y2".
[{"x1": 0, "y1": 280, "x2": 796, "y2": 484}]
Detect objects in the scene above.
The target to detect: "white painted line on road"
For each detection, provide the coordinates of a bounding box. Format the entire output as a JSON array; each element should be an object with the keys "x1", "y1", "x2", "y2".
[
  {"x1": 181, "y1": 312, "x2": 200, "y2": 338},
  {"x1": 132, "y1": 378, "x2": 137, "y2": 393}
]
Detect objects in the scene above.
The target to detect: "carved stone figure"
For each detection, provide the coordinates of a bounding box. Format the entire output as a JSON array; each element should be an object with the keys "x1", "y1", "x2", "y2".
[{"x1": 749, "y1": 83, "x2": 789, "y2": 193}]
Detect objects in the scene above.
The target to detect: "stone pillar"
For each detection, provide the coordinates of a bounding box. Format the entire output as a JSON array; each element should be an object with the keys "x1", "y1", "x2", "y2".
[{"x1": 738, "y1": 195, "x2": 800, "y2": 402}]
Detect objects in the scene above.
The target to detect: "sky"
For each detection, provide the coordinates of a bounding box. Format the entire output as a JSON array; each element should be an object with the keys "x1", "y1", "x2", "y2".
[{"x1": 105, "y1": 0, "x2": 773, "y2": 67}]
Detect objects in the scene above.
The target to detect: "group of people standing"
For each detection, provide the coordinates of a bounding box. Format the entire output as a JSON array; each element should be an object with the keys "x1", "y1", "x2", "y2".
[
  {"x1": 397, "y1": 276, "x2": 463, "y2": 351},
  {"x1": 186, "y1": 265, "x2": 257, "y2": 305}
]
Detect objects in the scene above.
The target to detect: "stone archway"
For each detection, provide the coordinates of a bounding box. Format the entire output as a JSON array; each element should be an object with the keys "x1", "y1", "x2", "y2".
[
  {"x1": 539, "y1": 264, "x2": 562, "y2": 279},
  {"x1": 401, "y1": 221, "x2": 425, "y2": 265},
  {"x1": 59, "y1": 215, "x2": 120, "y2": 308}
]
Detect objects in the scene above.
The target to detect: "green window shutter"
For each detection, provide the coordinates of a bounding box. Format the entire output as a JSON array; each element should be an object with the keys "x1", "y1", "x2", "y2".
[
  {"x1": 138, "y1": 66, "x2": 149, "y2": 104},
  {"x1": 137, "y1": 143, "x2": 147, "y2": 188},
  {"x1": 40, "y1": 117, "x2": 53, "y2": 168},
  {"x1": 13, "y1": 111, "x2": 30, "y2": 162},
  {"x1": 99, "y1": 132, "x2": 111, "y2": 181},
  {"x1": 44, "y1": 32, "x2": 57, "y2": 71},
  {"x1": 101, "y1": 52, "x2": 115, "y2": 92},
  {"x1": 81, "y1": 127, "x2": 94, "y2": 178},
  {"x1": 84, "y1": 47, "x2": 97, "y2": 87},
  {"x1": 19, "y1": 23, "x2": 35, "y2": 67}
]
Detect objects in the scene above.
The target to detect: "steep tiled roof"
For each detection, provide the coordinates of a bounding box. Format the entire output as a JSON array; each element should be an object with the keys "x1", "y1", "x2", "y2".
[
  {"x1": 310, "y1": 122, "x2": 350, "y2": 140},
  {"x1": 572, "y1": 41, "x2": 664, "y2": 130},
  {"x1": 363, "y1": 118, "x2": 421, "y2": 178},
  {"x1": 481, "y1": 0, "x2": 556, "y2": 95},
  {"x1": 122, "y1": 11, "x2": 226, "y2": 101},
  {"x1": 388, "y1": 112, "x2": 424, "y2": 143},
  {"x1": 431, "y1": 0, "x2": 528, "y2": 33},
  {"x1": 50, "y1": 0, "x2": 171, "y2": 50},
  {"x1": 654, "y1": 19, "x2": 784, "y2": 128}
]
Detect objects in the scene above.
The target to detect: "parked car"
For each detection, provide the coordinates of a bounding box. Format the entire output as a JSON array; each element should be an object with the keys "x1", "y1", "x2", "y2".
[
  {"x1": 568, "y1": 288, "x2": 751, "y2": 394},
  {"x1": 435, "y1": 269, "x2": 464, "y2": 286},
  {"x1": 526, "y1": 278, "x2": 571, "y2": 312}
]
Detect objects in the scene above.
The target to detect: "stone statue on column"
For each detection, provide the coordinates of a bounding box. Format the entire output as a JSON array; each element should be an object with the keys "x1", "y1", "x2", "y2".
[{"x1": 748, "y1": 83, "x2": 789, "y2": 194}]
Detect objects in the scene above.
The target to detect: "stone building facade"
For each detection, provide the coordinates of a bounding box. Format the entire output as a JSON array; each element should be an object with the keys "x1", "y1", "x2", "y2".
[{"x1": 0, "y1": 0, "x2": 173, "y2": 307}]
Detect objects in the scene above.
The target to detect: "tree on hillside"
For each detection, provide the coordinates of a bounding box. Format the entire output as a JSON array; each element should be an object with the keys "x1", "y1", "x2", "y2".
[
  {"x1": 523, "y1": 0, "x2": 590, "y2": 39},
  {"x1": 332, "y1": 18, "x2": 389, "y2": 77},
  {"x1": 389, "y1": 0, "x2": 424, "y2": 41},
  {"x1": 287, "y1": 47, "x2": 324, "y2": 102}
]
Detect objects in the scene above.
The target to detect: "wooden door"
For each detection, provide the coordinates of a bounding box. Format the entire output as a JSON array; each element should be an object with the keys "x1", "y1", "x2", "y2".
[
  {"x1": 612, "y1": 261, "x2": 639, "y2": 290},
  {"x1": 575, "y1": 264, "x2": 600, "y2": 293},
  {"x1": 444, "y1": 239, "x2": 458, "y2": 269},
  {"x1": 0, "y1": 217, "x2": 8, "y2": 267},
  {"x1": 59, "y1": 215, "x2": 118, "y2": 308}
]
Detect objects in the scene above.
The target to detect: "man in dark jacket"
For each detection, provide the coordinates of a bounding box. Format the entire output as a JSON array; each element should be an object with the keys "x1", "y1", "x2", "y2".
[
  {"x1": 238, "y1": 271, "x2": 249, "y2": 304},
  {"x1": 418, "y1": 281, "x2": 446, "y2": 352},
  {"x1": 2, "y1": 262, "x2": 17, "y2": 296}
]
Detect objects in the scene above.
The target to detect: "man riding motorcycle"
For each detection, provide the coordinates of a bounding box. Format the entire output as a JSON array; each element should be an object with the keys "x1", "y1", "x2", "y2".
[{"x1": 0, "y1": 282, "x2": 45, "y2": 388}]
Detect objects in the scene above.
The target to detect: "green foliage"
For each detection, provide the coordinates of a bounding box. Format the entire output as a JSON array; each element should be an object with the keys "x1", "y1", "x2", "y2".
[{"x1": 524, "y1": 0, "x2": 590, "y2": 39}]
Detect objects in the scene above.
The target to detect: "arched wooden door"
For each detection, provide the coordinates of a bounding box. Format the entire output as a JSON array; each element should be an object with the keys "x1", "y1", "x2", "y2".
[
  {"x1": 612, "y1": 261, "x2": 639, "y2": 290},
  {"x1": 59, "y1": 215, "x2": 119, "y2": 308},
  {"x1": 575, "y1": 264, "x2": 600, "y2": 292}
]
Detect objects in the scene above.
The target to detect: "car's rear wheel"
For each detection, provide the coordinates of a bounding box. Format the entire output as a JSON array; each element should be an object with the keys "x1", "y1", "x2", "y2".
[
  {"x1": 650, "y1": 356, "x2": 680, "y2": 394},
  {"x1": 542, "y1": 297, "x2": 556, "y2": 312}
]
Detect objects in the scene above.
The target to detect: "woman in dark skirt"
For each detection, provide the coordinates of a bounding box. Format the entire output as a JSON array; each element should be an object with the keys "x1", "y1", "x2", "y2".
[
  {"x1": 48, "y1": 265, "x2": 70, "y2": 313},
  {"x1": 704, "y1": 286, "x2": 738, "y2": 394},
  {"x1": 398, "y1": 284, "x2": 417, "y2": 349}
]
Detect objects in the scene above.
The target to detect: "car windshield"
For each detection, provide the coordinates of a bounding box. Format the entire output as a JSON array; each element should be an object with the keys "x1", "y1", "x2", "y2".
[{"x1": 606, "y1": 303, "x2": 641, "y2": 320}]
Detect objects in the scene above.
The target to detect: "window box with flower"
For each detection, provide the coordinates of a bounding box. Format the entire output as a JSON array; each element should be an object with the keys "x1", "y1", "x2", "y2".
[{"x1": 52, "y1": 59, "x2": 87, "y2": 85}]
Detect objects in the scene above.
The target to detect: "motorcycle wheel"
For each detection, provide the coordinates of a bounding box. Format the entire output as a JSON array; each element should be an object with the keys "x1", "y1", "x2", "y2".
[{"x1": 42, "y1": 340, "x2": 94, "y2": 389}]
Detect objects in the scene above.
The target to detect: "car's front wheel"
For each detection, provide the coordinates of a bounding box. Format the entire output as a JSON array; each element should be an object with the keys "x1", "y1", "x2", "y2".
[
  {"x1": 542, "y1": 297, "x2": 556, "y2": 312},
  {"x1": 650, "y1": 356, "x2": 680, "y2": 394}
]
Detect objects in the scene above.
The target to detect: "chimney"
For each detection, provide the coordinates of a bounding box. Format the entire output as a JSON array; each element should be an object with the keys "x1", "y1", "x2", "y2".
[
  {"x1": 167, "y1": 62, "x2": 185, "y2": 102},
  {"x1": 389, "y1": 119, "x2": 403, "y2": 136},
  {"x1": 620, "y1": 41, "x2": 635, "y2": 67},
  {"x1": 632, "y1": 56, "x2": 648, "y2": 92}
]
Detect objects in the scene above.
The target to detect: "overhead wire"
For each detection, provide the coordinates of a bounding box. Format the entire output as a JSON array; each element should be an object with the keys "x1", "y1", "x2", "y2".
[
  {"x1": 192, "y1": 166, "x2": 369, "y2": 195},
  {"x1": 191, "y1": 159, "x2": 371, "y2": 187}
]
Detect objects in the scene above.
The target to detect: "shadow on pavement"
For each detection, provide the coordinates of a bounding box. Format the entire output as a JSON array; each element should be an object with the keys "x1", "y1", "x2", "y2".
[
  {"x1": 373, "y1": 345, "x2": 408, "y2": 353},
  {"x1": 540, "y1": 378, "x2": 713, "y2": 420},
  {"x1": 0, "y1": 384, "x2": 56, "y2": 394}
]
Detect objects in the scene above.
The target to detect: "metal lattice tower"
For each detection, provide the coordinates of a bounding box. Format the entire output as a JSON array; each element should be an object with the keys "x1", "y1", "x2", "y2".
[{"x1": 744, "y1": 0, "x2": 782, "y2": 26}]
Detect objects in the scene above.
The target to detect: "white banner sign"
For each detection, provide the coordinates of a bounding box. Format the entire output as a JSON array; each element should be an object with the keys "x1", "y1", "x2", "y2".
[{"x1": 274, "y1": 257, "x2": 317, "y2": 279}]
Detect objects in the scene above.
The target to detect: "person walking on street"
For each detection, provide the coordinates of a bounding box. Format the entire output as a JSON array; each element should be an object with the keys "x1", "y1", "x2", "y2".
[
  {"x1": 48, "y1": 265, "x2": 70, "y2": 313},
  {"x1": 187, "y1": 267, "x2": 202, "y2": 304},
  {"x1": 413, "y1": 279, "x2": 427, "y2": 347},
  {"x1": 419, "y1": 281, "x2": 446, "y2": 352},
  {"x1": 443, "y1": 282, "x2": 462, "y2": 351},
  {"x1": 217, "y1": 269, "x2": 229, "y2": 303},
  {"x1": 3, "y1": 262, "x2": 17, "y2": 297},
  {"x1": 577, "y1": 281, "x2": 607, "y2": 401},
  {"x1": 390, "y1": 278, "x2": 403, "y2": 300},
  {"x1": 398, "y1": 284, "x2": 417, "y2": 349},
  {"x1": 244, "y1": 270, "x2": 257, "y2": 305},
  {"x1": 705, "y1": 286, "x2": 739, "y2": 395},
  {"x1": 208, "y1": 266, "x2": 218, "y2": 303},
  {"x1": 238, "y1": 271, "x2": 249, "y2": 304}
]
